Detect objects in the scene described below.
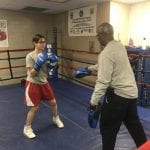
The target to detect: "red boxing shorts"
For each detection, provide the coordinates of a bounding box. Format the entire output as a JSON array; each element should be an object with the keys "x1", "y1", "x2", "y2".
[{"x1": 24, "y1": 81, "x2": 55, "y2": 106}]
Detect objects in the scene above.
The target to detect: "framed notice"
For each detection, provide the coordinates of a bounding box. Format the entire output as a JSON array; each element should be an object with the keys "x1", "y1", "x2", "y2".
[
  {"x1": 68, "y1": 5, "x2": 97, "y2": 36},
  {"x1": 0, "y1": 20, "x2": 9, "y2": 47}
]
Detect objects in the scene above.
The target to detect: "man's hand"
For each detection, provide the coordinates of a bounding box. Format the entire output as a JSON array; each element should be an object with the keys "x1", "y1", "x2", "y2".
[{"x1": 88, "y1": 103, "x2": 101, "y2": 128}]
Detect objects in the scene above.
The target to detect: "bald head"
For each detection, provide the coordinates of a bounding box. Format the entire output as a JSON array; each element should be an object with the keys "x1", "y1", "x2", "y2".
[
  {"x1": 97, "y1": 23, "x2": 114, "y2": 35},
  {"x1": 96, "y1": 22, "x2": 114, "y2": 47}
]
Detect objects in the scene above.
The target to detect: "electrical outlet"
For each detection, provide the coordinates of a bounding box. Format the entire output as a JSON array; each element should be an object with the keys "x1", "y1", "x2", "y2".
[{"x1": 89, "y1": 41, "x2": 95, "y2": 52}]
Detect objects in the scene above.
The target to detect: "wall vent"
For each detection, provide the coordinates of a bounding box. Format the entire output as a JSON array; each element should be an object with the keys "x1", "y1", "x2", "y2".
[
  {"x1": 22, "y1": 6, "x2": 47, "y2": 12},
  {"x1": 45, "y1": 0, "x2": 70, "y2": 3}
]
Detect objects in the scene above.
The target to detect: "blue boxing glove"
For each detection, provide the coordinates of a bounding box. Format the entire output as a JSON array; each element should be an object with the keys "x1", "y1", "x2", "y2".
[
  {"x1": 74, "y1": 67, "x2": 92, "y2": 78},
  {"x1": 47, "y1": 53, "x2": 58, "y2": 69},
  {"x1": 34, "y1": 50, "x2": 47, "y2": 71},
  {"x1": 47, "y1": 53, "x2": 58, "y2": 63},
  {"x1": 88, "y1": 103, "x2": 101, "y2": 128}
]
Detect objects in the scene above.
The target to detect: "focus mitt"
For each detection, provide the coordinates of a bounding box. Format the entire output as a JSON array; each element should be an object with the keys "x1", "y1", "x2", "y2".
[
  {"x1": 88, "y1": 103, "x2": 101, "y2": 128},
  {"x1": 74, "y1": 67, "x2": 92, "y2": 78}
]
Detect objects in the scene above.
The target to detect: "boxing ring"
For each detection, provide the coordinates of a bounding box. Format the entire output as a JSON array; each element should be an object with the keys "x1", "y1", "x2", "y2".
[{"x1": 0, "y1": 48, "x2": 150, "y2": 150}]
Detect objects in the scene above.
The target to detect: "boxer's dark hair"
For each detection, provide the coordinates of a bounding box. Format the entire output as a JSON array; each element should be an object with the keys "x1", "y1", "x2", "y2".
[{"x1": 32, "y1": 34, "x2": 45, "y2": 43}]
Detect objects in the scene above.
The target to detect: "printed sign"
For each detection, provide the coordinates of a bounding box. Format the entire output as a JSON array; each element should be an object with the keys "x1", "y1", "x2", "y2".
[
  {"x1": 68, "y1": 5, "x2": 97, "y2": 36},
  {"x1": 0, "y1": 20, "x2": 8, "y2": 47}
]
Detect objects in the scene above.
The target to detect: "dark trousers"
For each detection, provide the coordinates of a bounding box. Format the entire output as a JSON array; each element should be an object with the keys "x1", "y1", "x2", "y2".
[{"x1": 100, "y1": 93, "x2": 147, "y2": 150}]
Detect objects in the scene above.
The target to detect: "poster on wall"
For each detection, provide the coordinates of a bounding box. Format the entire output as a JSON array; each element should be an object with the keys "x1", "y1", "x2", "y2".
[
  {"x1": 0, "y1": 20, "x2": 9, "y2": 47},
  {"x1": 68, "y1": 5, "x2": 97, "y2": 36}
]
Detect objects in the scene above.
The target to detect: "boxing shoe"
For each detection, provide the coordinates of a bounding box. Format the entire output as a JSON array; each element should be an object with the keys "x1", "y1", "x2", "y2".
[
  {"x1": 53, "y1": 115, "x2": 64, "y2": 128},
  {"x1": 23, "y1": 125, "x2": 36, "y2": 139}
]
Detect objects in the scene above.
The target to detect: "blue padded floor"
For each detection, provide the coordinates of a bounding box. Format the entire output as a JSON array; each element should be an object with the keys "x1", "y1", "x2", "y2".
[{"x1": 0, "y1": 79, "x2": 150, "y2": 150}]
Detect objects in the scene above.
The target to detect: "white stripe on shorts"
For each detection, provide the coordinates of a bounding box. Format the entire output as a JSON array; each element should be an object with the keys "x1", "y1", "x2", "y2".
[{"x1": 25, "y1": 83, "x2": 34, "y2": 106}]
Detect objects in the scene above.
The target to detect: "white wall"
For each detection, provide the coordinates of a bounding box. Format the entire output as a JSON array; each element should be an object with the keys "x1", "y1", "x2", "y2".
[
  {"x1": 110, "y1": 1, "x2": 150, "y2": 48},
  {"x1": 110, "y1": 2, "x2": 130, "y2": 45},
  {"x1": 129, "y1": 1, "x2": 150, "y2": 48}
]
